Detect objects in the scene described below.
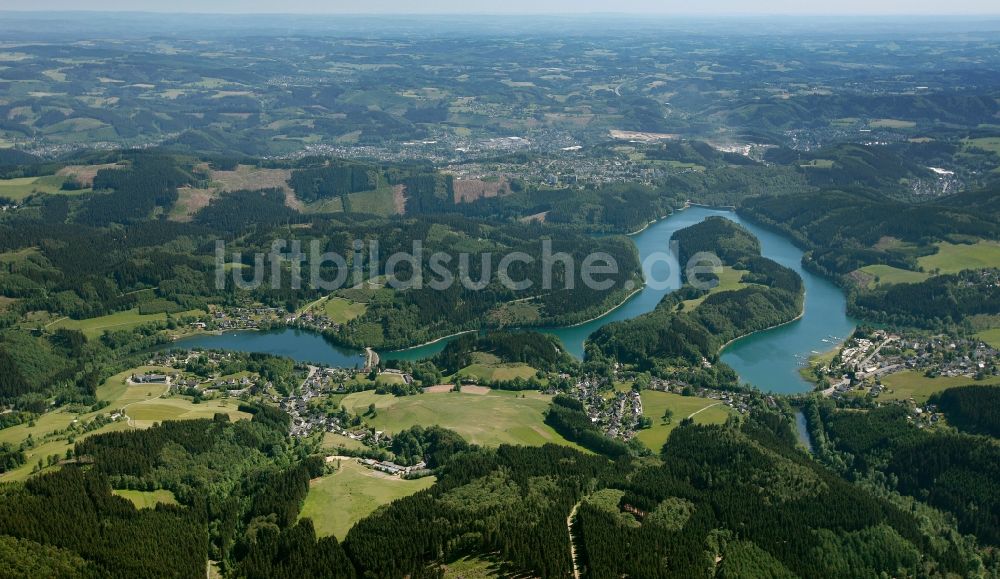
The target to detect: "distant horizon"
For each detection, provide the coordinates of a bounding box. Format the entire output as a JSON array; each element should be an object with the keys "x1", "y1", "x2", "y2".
[
  {"x1": 3, "y1": 1, "x2": 1000, "y2": 16},
  {"x1": 4, "y1": 10, "x2": 1000, "y2": 16}
]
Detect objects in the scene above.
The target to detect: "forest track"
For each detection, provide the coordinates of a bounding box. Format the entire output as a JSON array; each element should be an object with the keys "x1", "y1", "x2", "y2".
[{"x1": 568, "y1": 500, "x2": 583, "y2": 579}]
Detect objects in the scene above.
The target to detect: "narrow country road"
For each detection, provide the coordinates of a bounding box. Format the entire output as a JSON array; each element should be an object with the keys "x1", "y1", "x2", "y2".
[
  {"x1": 687, "y1": 401, "x2": 724, "y2": 420},
  {"x1": 568, "y1": 500, "x2": 583, "y2": 579}
]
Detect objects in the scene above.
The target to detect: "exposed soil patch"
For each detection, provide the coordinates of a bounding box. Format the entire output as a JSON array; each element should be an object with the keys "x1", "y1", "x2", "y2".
[
  {"x1": 210, "y1": 165, "x2": 301, "y2": 209},
  {"x1": 56, "y1": 163, "x2": 121, "y2": 187},
  {"x1": 453, "y1": 177, "x2": 511, "y2": 203},
  {"x1": 170, "y1": 186, "x2": 216, "y2": 221},
  {"x1": 392, "y1": 184, "x2": 407, "y2": 215}
]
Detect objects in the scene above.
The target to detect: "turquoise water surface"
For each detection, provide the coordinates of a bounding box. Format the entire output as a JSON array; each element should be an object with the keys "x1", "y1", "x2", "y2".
[{"x1": 171, "y1": 207, "x2": 855, "y2": 393}]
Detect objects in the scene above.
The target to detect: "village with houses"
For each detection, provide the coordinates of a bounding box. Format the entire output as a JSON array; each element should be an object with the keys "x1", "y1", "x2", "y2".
[
  {"x1": 562, "y1": 372, "x2": 756, "y2": 442},
  {"x1": 811, "y1": 328, "x2": 999, "y2": 400}
]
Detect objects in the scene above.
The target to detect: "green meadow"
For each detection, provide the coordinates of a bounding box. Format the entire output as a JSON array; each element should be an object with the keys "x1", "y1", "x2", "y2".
[
  {"x1": 299, "y1": 460, "x2": 435, "y2": 539},
  {"x1": 51, "y1": 308, "x2": 204, "y2": 338},
  {"x1": 880, "y1": 370, "x2": 1000, "y2": 404},
  {"x1": 112, "y1": 489, "x2": 179, "y2": 509},
  {"x1": 858, "y1": 264, "x2": 930, "y2": 287},
  {"x1": 635, "y1": 390, "x2": 733, "y2": 452},
  {"x1": 339, "y1": 389, "x2": 581, "y2": 448},
  {"x1": 0, "y1": 175, "x2": 89, "y2": 201},
  {"x1": 918, "y1": 240, "x2": 1000, "y2": 274}
]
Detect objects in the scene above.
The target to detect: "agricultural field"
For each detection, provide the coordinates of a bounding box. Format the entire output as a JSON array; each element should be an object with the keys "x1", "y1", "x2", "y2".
[
  {"x1": 321, "y1": 432, "x2": 368, "y2": 452},
  {"x1": 299, "y1": 460, "x2": 435, "y2": 539},
  {"x1": 112, "y1": 489, "x2": 179, "y2": 509},
  {"x1": 125, "y1": 398, "x2": 250, "y2": 428},
  {"x1": 0, "y1": 365, "x2": 250, "y2": 481},
  {"x1": 0, "y1": 365, "x2": 173, "y2": 481},
  {"x1": 0, "y1": 175, "x2": 87, "y2": 201},
  {"x1": 51, "y1": 307, "x2": 204, "y2": 338},
  {"x1": 321, "y1": 297, "x2": 367, "y2": 323},
  {"x1": 457, "y1": 363, "x2": 537, "y2": 382},
  {"x1": 976, "y1": 328, "x2": 1000, "y2": 349},
  {"x1": 964, "y1": 136, "x2": 1000, "y2": 156},
  {"x1": 880, "y1": 370, "x2": 1000, "y2": 403},
  {"x1": 917, "y1": 240, "x2": 1000, "y2": 274},
  {"x1": 345, "y1": 187, "x2": 398, "y2": 216},
  {"x1": 98, "y1": 367, "x2": 250, "y2": 427},
  {"x1": 856, "y1": 264, "x2": 930, "y2": 287},
  {"x1": 635, "y1": 390, "x2": 733, "y2": 452},
  {"x1": 451, "y1": 353, "x2": 539, "y2": 383},
  {"x1": 680, "y1": 267, "x2": 749, "y2": 310},
  {"x1": 339, "y1": 389, "x2": 581, "y2": 448},
  {"x1": 869, "y1": 119, "x2": 916, "y2": 129}
]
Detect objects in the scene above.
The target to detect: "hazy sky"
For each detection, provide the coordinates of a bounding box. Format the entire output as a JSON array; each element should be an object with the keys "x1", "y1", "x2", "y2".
[{"x1": 4, "y1": 1, "x2": 1000, "y2": 14}]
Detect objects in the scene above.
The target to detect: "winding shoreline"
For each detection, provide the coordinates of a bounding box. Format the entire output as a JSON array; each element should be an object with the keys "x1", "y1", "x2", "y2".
[
  {"x1": 561, "y1": 284, "x2": 644, "y2": 328},
  {"x1": 718, "y1": 307, "x2": 805, "y2": 353},
  {"x1": 382, "y1": 329, "x2": 478, "y2": 353}
]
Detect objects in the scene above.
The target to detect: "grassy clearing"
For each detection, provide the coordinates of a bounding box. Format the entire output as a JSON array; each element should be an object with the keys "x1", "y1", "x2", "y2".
[
  {"x1": 345, "y1": 187, "x2": 397, "y2": 216},
  {"x1": 0, "y1": 247, "x2": 39, "y2": 264},
  {"x1": 51, "y1": 308, "x2": 204, "y2": 338},
  {"x1": 487, "y1": 301, "x2": 542, "y2": 326},
  {"x1": 452, "y1": 353, "x2": 538, "y2": 383},
  {"x1": 454, "y1": 363, "x2": 537, "y2": 382},
  {"x1": 680, "y1": 267, "x2": 748, "y2": 310},
  {"x1": 976, "y1": 328, "x2": 1000, "y2": 349},
  {"x1": 0, "y1": 365, "x2": 174, "y2": 481},
  {"x1": 0, "y1": 420, "x2": 130, "y2": 482},
  {"x1": 857, "y1": 264, "x2": 930, "y2": 287},
  {"x1": 635, "y1": 391, "x2": 732, "y2": 452},
  {"x1": 113, "y1": 489, "x2": 178, "y2": 509},
  {"x1": 322, "y1": 297, "x2": 367, "y2": 323},
  {"x1": 339, "y1": 389, "x2": 581, "y2": 448},
  {"x1": 870, "y1": 119, "x2": 916, "y2": 129},
  {"x1": 0, "y1": 175, "x2": 87, "y2": 201},
  {"x1": 126, "y1": 398, "x2": 251, "y2": 428},
  {"x1": 303, "y1": 196, "x2": 344, "y2": 213},
  {"x1": 169, "y1": 186, "x2": 216, "y2": 221},
  {"x1": 211, "y1": 165, "x2": 292, "y2": 192},
  {"x1": 441, "y1": 555, "x2": 529, "y2": 578},
  {"x1": 880, "y1": 370, "x2": 1000, "y2": 403},
  {"x1": 0, "y1": 365, "x2": 250, "y2": 482},
  {"x1": 300, "y1": 460, "x2": 435, "y2": 539},
  {"x1": 321, "y1": 432, "x2": 367, "y2": 452},
  {"x1": 56, "y1": 163, "x2": 119, "y2": 187},
  {"x1": 799, "y1": 159, "x2": 835, "y2": 169},
  {"x1": 964, "y1": 137, "x2": 1000, "y2": 155},
  {"x1": 917, "y1": 240, "x2": 1000, "y2": 274},
  {"x1": 374, "y1": 372, "x2": 407, "y2": 385}
]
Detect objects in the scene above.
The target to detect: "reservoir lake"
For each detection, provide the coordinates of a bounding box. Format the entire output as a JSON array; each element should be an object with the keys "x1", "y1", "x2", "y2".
[{"x1": 172, "y1": 207, "x2": 855, "y2": 394}]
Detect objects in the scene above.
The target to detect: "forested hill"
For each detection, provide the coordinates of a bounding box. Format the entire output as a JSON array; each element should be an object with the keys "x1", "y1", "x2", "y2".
[
  {"x1": 673, "y1": 215, "x2": 760, "y2": 268},
  {"x1": 588, "y1": 218, "x2": 803, "y2": 387},
  {"x1": 739, "y1": 189, "x2": 1000, "y2": 330},
  {"x1": 739, "y1": 189, "x2": 1000, "y2": 278},
  {"x1": 851, "y1": 269, "x2": 1000, "y2": 329},
  {"x1": 810, "y1": 399, "x2": 1000, "y2": 548},
  {"x1": 432, "y1": 331, "x2": 570, "y2": 375}
]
